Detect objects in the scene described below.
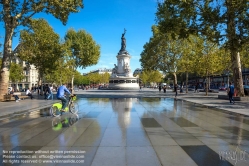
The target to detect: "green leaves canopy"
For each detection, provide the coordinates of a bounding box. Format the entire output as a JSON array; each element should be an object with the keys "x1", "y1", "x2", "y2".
[
  {"x1": 0, "y1": 0, "x2": 83, "y2": 26},
  {"x1": 9, "y1": 62, "x2": 25, "y2": 83},
  {"x1": 0, "y1": 0, "x2": 83, "y2": 98},
  {"x1": 64, "y1": 28, "x2": 101, "y2": 69},
  {"x1": 139, "y1": 70, "x2": 162, "y2": 85},
  {"x1": 156, "y1": 0, "x2": 248, "y2": 96},
  {"x1": 18, "y1": 19, "x2": 63, "y2": 78}
]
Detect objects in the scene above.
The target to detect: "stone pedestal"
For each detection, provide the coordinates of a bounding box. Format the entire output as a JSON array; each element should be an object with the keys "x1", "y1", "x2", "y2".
[{"x1": 108, "y1": 50, "x2": 139, "y2": 90}]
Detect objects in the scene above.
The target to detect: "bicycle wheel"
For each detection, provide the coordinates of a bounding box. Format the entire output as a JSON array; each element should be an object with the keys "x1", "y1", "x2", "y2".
[
  {"x1": 50, "y1": 106, "x2": 61, "y2": 117},
  {"x1": 69, "y1": 102, "x2": 79, "y2": 114}
]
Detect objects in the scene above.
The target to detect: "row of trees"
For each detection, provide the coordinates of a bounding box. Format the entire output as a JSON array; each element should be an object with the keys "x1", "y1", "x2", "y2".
[
  {"x1": 45, "y1": 70, "x2": 111, "y2": 87},
  {"x1": 17, "y1": 19, "x2": 100, "y2": 89},
  {"x1": 0, "y1": 0, "x2": 85, "y2": 99},
  {"x1": 140, "y1": 0, "x2": 249, "y2": 96},
  {"x1": 137, "y1": 69, "x2": 163, "y2": 87},
  {"x1": 1, "y1": 55, "x2": 111, "y2": 88}
]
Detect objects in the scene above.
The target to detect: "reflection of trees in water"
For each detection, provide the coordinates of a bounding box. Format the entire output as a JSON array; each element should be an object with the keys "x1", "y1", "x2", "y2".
[
  {"x1": 173, "y1": 99, "x2": 177, "y2": 112},
  {"x1": 139, "y1": 98, "x2": 161, "y2": 106},
  {"x1": 87, "y1": 98, "x2": 110, "y2": 105}
]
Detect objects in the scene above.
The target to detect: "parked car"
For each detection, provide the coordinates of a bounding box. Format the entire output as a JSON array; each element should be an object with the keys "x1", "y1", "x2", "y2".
[
  {"x1": 244, "y1": 85, "x2": 249, "y2": 95},
  {"x1": 219, "y1": 86, "x2": 227, "y2": 91}
]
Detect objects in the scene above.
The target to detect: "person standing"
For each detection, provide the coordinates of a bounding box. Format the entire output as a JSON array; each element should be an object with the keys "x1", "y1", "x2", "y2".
[{"x1": 227, "y1": 82, "x2": 235, "y2": 104}]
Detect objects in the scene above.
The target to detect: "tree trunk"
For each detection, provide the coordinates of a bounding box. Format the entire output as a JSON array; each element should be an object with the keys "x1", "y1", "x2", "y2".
[
  {"x1": 38, "y1": 72, "x2": 43, "y2": 96},
  {"x1": 227, "y1": 1, "x2": 245, "y2": 97},
  {"x1": 71, "y1": 74, "x2": 74, "y2": 93},
  {"x1": 205, "y1": 70, "x2": 208, "y2": 96},
  {"x1": 173, "y1": 72, "x2": 177, "y2": 91},
  {"x1": 0, "y1": 27, "x2": 14, "y2": 100},
  {"x1": 185, "y1": 71, "x2": 188, "y2": 93},
  {"x1": 208, "y1": 76, "x2": 210, "y2": 90},
  {"x1": 232, "y1": 52, "x2": 244, "y2": 96}
]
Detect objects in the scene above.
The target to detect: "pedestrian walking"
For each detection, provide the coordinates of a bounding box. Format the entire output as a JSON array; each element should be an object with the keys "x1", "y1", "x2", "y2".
[
  {"x1": 174, "y1": 84, "x2": 178, "y2": 98},
  {"x1": 50, "y1": 85, "x2": 53, "y2": 100},
  {"x1": 46, "y1": 85, "x2": 53, "y2": 100},
  {"x1": 163, "y1": 85, "x2": 166, "y2": 93},
  {"x1": 227, "y1": 82, "x2": 235, "y2": 104},
  {"x1": 159, "y1": 85, "x2": 162, "y2": 92},
  {"x1": 195, "y1": 83, "x2": 199, "y2": 93}
]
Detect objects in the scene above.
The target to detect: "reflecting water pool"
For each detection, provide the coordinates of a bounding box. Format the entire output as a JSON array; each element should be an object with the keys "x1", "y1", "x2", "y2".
[{"x1": 0, "y1": 98, "x2": 249, "y2": 166}]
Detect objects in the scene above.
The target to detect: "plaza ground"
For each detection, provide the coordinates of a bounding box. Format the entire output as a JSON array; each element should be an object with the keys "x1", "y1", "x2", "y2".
[{"x1": 0, "y1": 89, "x2": 248, "y2": 166}]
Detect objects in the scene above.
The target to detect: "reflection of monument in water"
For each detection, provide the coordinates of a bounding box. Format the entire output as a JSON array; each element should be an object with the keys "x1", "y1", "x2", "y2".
[
  {"x1": 111, "y1": 98, "x2": 133, "y2": 128},
  {"x1": 108, "y1": 29, "x2": 140, "y2": 90}
]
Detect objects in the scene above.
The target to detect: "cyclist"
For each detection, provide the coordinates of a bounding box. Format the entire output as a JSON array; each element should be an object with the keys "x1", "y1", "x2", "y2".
[{"x1": 56, "y1": 83, "x2": 71, "y2": 112}]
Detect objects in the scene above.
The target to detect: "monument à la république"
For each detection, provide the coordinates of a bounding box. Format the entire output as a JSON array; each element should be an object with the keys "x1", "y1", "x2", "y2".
[{"x1": 108, "y1": 29, "x2": 140, "y2": 90}]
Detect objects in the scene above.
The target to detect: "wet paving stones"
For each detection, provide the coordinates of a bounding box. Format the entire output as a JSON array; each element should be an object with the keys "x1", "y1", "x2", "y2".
[
  {"x1": 0, "y1": 98, "x2": 248, "y2": 165},
  {"x1": 181, "y1": 145, "x2": 233, "y2": 166},
  {"x1": 170, "y1": 117, "x2": 198, "y2": 127},
  {"x1": 141, "y1": 118, "x2": 162, "y2": 127}
]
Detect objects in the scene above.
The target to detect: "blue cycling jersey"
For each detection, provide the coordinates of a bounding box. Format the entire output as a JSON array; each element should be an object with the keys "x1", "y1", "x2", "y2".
[{"x1": 56, "y1": 85, "x2": 71, "y2": 98}]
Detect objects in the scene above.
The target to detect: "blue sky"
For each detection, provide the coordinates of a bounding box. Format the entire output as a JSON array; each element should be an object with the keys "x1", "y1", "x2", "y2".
[{"x1": 0, "y1": 0, "x2": 158, "y2": 74}]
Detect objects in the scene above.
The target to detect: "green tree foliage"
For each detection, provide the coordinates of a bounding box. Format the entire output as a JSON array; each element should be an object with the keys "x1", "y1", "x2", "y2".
[
  {"x1": 240, "y1": 44, "x2": 249, "y2": 68},
  {"x1": 9, "y1": 62, "x2": 25, "y2": 83},
  {"x1": 139, "y1": 71, "x2": 149, "y2": 86},
  {"x1": 64, "y1": 28, "x2": 100, "y2": 69},
  {"x1": 63, "y1": 28, "x2": 100, "y2": 89},
  {"x1": 156, "y1": 0, "x2": 248, "y2": 96},
  {"x1": 195, "y1": 41, "x2": 230, "y2": 95},
  {"x1": 177, "y1": 35, "x2": 203, "y2": 92},
  {"x1": 139, "y1": 70, "x2": 162, "y2": 86},
  {"x1": 0, "y1": 59, "x2": 25, "y2": 83},
  {"x1": 81, "y1": 75, "x2": 90, "y2": 85},
  {"x1": 0, "y1": 0, "x2": 83, "y2": 98},
  {"x1": 84, "y1": 72, "x2": 110, "y2": 85},
  {"x1": 74, "y1": 71, "x2": 82, "y2": 85},
  {"x1": 18, "y1": 19, "x2": 63, "y2": 84},
  {"x1": 87, "y1": 73, "x2": 100, "y2": 85},
  {"x1": 140, "y1": 26, "x2": 182, "y2": 86},
  {"x1": 101, "y1": 72, "x2": 111, "y2": 84}
]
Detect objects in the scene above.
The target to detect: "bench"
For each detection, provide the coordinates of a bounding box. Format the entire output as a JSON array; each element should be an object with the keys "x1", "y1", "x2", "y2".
[{"x1": 3, "y1": 94, "x2": 29, "y2": 101}]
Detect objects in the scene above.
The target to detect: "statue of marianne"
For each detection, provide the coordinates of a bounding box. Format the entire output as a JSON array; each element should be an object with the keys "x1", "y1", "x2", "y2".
[{"x1": 121, "y1": 28, "x2": 126, "y2": 51}]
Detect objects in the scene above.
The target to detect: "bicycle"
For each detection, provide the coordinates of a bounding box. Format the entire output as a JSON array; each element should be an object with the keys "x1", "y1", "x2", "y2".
[
  {"x1": 50, "y1": 94, "x2": 79, "y2": 117},
  {"x1": 52, "y1": 114, "x2": 79, "y2": 131}
]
